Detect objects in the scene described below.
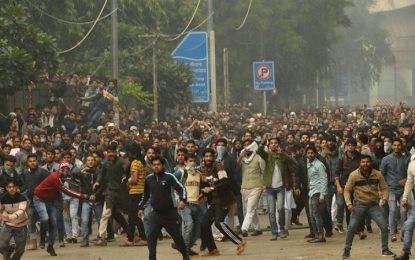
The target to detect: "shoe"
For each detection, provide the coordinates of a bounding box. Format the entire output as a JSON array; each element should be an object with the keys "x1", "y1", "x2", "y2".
[
  {"x1": 94, "y1": 238, "x2": 107, "y2": 246},
  {"x1": 80, "y1": 240, "x2": 89, "y2": 247},
  {"x1": 136, "y1": 240, "x2": 147, "y2": 246},
  {"x1": 241, "y1": 231, "x2": 248, "y2": 237},
  {"x1": 46, "y1": 245, "x2": 57, "y2": 256},
  {"x1": 335, "y1": 224, "x2": 344, "y2": 233},
  {"x1": 202, "y1": 249, "x2": 220, "y2": 256},
  {"x1": 391, "y1": 234, "x2": 397, "y2": 242},
  {"x1": 59, "y1": 242, "x2": 65, "y2": 248},
  {"x1": 292, "y1": 219, "x2": 303, "y2": 226},
  {"x1": 270, "y1": 234, "x2": 278, "y2": 241},
  {"x1": 251, "y1": 230, "x2": 263, "y2": 236},
  {"x1": 72, "y1": 238, "x2": 77, "y2": 244},
  {"x1": 171, "y1": 242, "x2": 177, "y2": 250},
  {"x1": 367, "y1": 225, "x2": 373, "y2": 233},
  {"x1": 236, "y1": 241, "x2": 247, "y2": 255},
  {"x1": 107, "y1": 237, "x2": 115, "y2": 242},
  {"x1": 305, "y1": 233, "x2": 315, "y2": 239},
  {"x1": 394, "y1": 251, "x2": 410, "y2": 260},
  {"x1": 188, "y1": 249, "x2": 199, "y2": 256},
  {"x1": 308, "y1": 238, "x2": 326, "y2": 243},
  {"x1": 342, "y1": 248, "x2": 351, "y2": 259},
  {"x1": 279, "y1": 231, "x2": 288, "y2": 239},
  {"x1": 382, "y1": 249, "x2": 396, "y2": 257},
  {"x1": 119, "y1": 241, "x2": 134, "y2": 247},
  {"x1": 326, "y1": 230, "x2": 333, "y2": 237},
  {"x1": 39, "y1": 238, "x2": 45, "y2": 249},
  {"x1": 27, "y1": 239, "x2": 38, "y2": 250},
  {"x1": 359, "y1": 232, "x2": 367, "y2": 240}
]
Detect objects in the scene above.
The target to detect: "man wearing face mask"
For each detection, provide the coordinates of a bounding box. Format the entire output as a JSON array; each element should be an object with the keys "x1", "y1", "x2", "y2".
[
  {"x1": 174, "y1": 154, "x2": 202, "y2": 256},
  {"x1": 0, "y1": 155, "x2": 22, "y2": 197},
  {"x1": 215, "y1": 138, "x2": 240, "y2": 234},
  {"x1": 237, "y1": 140, "x2": 264, "y2": 237}
]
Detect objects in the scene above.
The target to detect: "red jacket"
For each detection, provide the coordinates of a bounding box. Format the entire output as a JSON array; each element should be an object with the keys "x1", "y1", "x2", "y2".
[{"x1": 34, "y1": 172, "x2": 84, "y2": 202}]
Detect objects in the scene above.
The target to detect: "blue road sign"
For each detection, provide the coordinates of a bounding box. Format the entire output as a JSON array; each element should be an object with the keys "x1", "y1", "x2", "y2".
[
  {"x1": 172, "y1": 32, "x2": 209, "y2": 103},
  {"x1": 253, "y1": 61, "x2": 275, "y2": 90}
]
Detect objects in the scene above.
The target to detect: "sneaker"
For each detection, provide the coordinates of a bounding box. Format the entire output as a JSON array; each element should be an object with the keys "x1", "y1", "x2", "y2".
[
  {"x1": 394, "y1": 251, "x2": 410, "y2": 260},
  {"x1": 342, "y1": 248, "x2": 351, "y2": 259},
  {"x1": 382, "y1": 249, "x2": 396, "y2": 257},
  {"x1": 188, "y1": 249, "x2": 198, "y2": 256},
  {"x1": 94, "y1": 238, "x2": 107, "y2": 246},
  {"x1": 46, "y1": 245, "x2": 57, "y2": 256},
  {"x1": 241, "y1": 231, "x2": 248, "y2": 237},
  {"x1": 251, "y1": 230, "x2": 262, "y2": 236},
  {"x1": 236, "y1": 241, "x2": 247, "y2": 255},
  {"x1": 270, "y1": 234, "x2": 278, "y2": 241},
  {"x1": 326, "y1": 230, "x2": 333, "y2": 237},
  {"x1": 279, "y1": 231, "x2": 288, "y2": 239},
  {"x1": 202, "y1": 249, "x2": 220, "y2": 257},
  {"x1": 304, "y1": 233, "x2": 315, "y2": 239},
  {"x1": 359, "y1": 232, "x2": 367, "y2": 240},
  {"x1": 336, "y1": 224, "x2": 344, "y2": 233}
]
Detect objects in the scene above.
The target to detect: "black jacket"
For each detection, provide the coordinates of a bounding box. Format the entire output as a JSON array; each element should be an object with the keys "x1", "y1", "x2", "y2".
[
  {"x1": 20, "y1": 167, "x2": 49, "y2": 202},
  {"x1": 138, "y1": 171, "x2": 186, "y2": 213}
]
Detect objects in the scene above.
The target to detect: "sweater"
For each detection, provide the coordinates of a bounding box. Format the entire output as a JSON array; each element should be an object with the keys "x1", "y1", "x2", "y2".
[
  {"x1": 241, "y1": 154, "x2": 264, "y2": 189},
  {"x1": 0, "y1": 193, "x2": 28, "y2": 227},
  {"x1": 34, "y1": 172, "x2": 85, "y2": 202}
]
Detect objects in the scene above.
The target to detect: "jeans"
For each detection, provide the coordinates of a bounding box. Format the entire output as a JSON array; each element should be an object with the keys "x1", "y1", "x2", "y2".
[
  {"x1": 33, "y1": 196, "x2": 59, "y2": 246},
  {"x1": 241, "y1": 187, "x2": 262, "y2": 232},
  {"x1": 179, "y1": 203, "x2": 202, "y2": 250},
  {"x1": 0, "y1": 225, "x2": 27, "y2": 260},
  {"x1": 402, "y1": 206, "x2": 415, "y2": 252},
  {"x1": 344, "y1": 202, "x2": 389, "y2": 251},
  {"x1": 266, "y1": 187, "x2": 285, "y2": 235},
  {"x1": 310, "y1": 194, "x2": 325, "y2": 233},
  {"x1": 388, "y1": 191, "x2": 407, "y2": 234},
  {"x1": 27, "y1": 204, "x2": 38, "y2": 240},
  {"x1": 63, "y1": 198, "x2": 79, "y2": 239},
  {"x1": 81, "y1": 201, "x2": 103, "y2": 242}
]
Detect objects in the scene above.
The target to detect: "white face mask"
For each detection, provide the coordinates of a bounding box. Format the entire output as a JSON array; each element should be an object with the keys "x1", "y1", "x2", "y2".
[
  {"x1": 384, "y1": 142, "x2": 392, "y2": 153},
  {"x1": 216, "y1": 146, "x2": 226, "y2": 160}
]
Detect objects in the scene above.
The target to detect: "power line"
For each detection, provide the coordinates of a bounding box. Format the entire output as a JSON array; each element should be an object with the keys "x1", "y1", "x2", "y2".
[
  {"x1": 166, "y1": 0, "x2": 201, "y2": 41},
  {"x1": 235, "y1": 0, "x2": 252, "y2": 30},
  {"x1": 26, "y1": 0, "x2": 116, "y2": 25},
  {"x1": 57, "y1": 0, "x2": 109, "y2": 54}
]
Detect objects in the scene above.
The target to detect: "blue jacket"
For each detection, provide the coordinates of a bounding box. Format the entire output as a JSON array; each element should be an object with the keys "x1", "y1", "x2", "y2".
[{"x1": 380, "y1": 152, "x2": 410, "y2": 193}]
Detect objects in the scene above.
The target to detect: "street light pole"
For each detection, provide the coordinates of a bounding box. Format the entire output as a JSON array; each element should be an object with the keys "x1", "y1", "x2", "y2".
[{"x1": 111, "y1": 0, "x2": 118, "y2": 80}]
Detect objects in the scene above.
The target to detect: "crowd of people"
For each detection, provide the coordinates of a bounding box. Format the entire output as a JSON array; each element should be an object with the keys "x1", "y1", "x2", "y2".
[{"x1": 1, "y1": 79, "x2": 415, "y2": 259}]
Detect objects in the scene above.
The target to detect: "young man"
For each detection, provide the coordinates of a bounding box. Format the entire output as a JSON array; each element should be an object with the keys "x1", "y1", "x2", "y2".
[
  {"x1": 342, "y1": 155, "x2": 395, "y2": 259},
  {"x1": 33, "y1": 161, "x2": 89, "y2": 256},
  {"x1": 395, "y1": 159, "x2": 415, "y2": 260},
  {"x1": 199, "y1": 148, "x2": 246, "y2": 256},
  {"x1": 305, "y1": 146, "x2": 327, "y2": 243},
  {"x1": 174, "y1": 153, "x2": 202, "y2": 256},
  {"x1": 0, "y1": 179, "x2": 28, "y2": 260},
  {"x1": 138, "y1": 156, "x2": 189, "y2": 260}
]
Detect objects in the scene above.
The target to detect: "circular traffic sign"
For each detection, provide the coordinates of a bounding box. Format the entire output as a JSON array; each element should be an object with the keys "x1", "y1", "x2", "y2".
[{"x1": 256, "y1": 65, "x2": 272, "y2": 80}]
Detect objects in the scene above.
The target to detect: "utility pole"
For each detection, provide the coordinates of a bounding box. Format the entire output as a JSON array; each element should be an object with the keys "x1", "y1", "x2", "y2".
[
  {"x1": 152, "y1": 44, "x2": 158, "y2": 122},
  {"x1": 223, "y1": 48, "x2": 229, "y2": 107},
  {"x1": 208, "y1": 0, "x2": 217, "y2": 112},
  {"x1": 111, "y1": 0, "x2": 118, "y2": 80}
]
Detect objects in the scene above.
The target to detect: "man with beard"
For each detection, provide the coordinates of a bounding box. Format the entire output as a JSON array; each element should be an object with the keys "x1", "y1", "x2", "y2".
[
  {"x1": 15, "y1": 138, "x2": 33, "y2": 174},
  {"x1": 199, "y1": 148, "x2": 246, "y2": 256},
  {"x1": 258, "y1": 138, "x2": 299, "y2": 240},
  {"x1": 20, "y1": 154, "x2": 49, "y2": 250},
  {"x1": 320, "y1": 136, "x2": 341, "y2": 233},
  {"x1": 94, "y1": 143, "x2": 129, "y2": 246},
  {"x1": 41, "y1": 149, "x2": 60, "y2": 174},
  {"x1": 341, "y1": 155, "x2": 395, "y2": 259},
  {"x1": 138, "y1": 156, "x2": 189, "y2": 260}
]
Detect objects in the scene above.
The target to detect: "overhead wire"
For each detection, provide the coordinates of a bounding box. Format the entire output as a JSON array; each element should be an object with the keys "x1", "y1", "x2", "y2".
[
  {"x1": 26, "y1": 0, "x2": 117, "y2": 25},
  {"x1": 164, "y1": 0, "x2": 202, "y2": 41},
  {"x1": 57, "y1": 0, "x2": 108, "y2": 54},
  {"x1": 234, "y1": 0, "x2": 253, "y2": 30}
]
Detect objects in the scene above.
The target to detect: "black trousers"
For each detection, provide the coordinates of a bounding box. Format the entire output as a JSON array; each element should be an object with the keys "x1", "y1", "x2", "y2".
[
  {"x1": 127, "y1": 194, "x2": 146, "y2": 241},
  {"x1": 201, "y1": 204, "x2": 242, "y2": 252},
  {"x1": 147, "y1": 209, "x2": 188, "y2": 260}
]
